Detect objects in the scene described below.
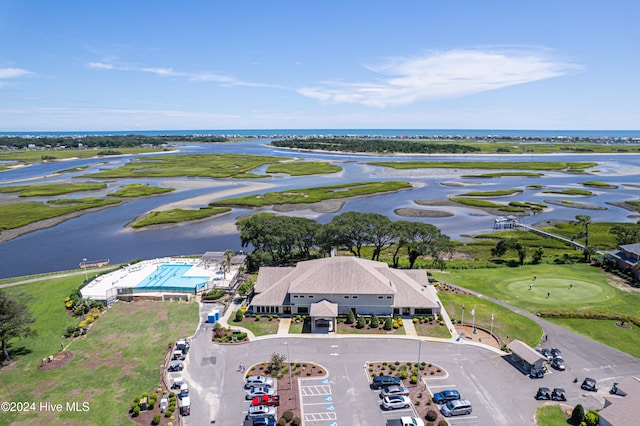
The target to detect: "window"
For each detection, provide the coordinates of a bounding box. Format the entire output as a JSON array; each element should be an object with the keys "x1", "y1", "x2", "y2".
[
  {"x1": 386, "y1": 296, "x2": 392, "y2": 299},
  {"x1": 297, "y1": 307, "x2": 309, "y2": 314},
  {"x1": 378, "y1": 296, "x2": 384, "y2": 299},
  {"x1": 308, "y1": 295, "x2": 314, "y2": 298},
  {"x1": 352, "y1": 296, "x2": 358, "y2": 299},
  {"x1": 344, "y1": 295, "x2": 350, "y2": 299}
]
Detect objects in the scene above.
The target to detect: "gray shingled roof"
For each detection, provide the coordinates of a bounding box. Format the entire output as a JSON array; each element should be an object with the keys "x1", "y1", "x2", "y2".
[
  {"x1": 250, "y1": 256, "x2": 438, "y2": 309},
  {"x1": 600, "y1": 376, "x2": 640, "y2": 426},
  {"x1": 309, "y1": 300, "x2": 338, "y2": 317}
]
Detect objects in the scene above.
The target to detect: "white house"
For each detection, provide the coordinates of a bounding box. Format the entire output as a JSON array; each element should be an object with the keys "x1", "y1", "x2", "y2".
[{"x1": 248, "y1": 256, "x2": 441, "y2": 331}]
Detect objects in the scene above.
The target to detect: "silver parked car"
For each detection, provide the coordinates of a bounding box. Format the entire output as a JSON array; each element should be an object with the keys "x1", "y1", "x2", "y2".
[
  {"x1": 245, "y1": 375, "x2": 274, "y2": 389},
  {"x1": 246, "y1": 386, "x2": 276, "y2": 400},
  {"x1": 381, "y1": 385, "x2": 410, "y2": 398}
]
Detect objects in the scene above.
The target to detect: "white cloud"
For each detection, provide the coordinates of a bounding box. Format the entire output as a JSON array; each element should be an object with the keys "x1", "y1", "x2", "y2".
[
  {"x1": 0, "y1": 67, "x2": 33, "y2": 79},
  {"x1": 86, "y1": 61, "x2": 278, "y2": 88},
  {"x1": 298, "y1": 48, "x2": 582, "y2": 107}
]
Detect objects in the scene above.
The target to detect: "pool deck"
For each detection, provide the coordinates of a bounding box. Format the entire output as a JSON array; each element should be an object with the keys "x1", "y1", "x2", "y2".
[{"x1": 80, "y1": 257, "x2": 235, "y2": 300}]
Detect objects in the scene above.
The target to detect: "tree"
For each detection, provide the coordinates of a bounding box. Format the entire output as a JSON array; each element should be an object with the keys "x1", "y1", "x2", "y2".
[
  {"x1": 0, "y1": 290, "x2": 36, "y2": 361},
  {"x1": 267, "y1": 352, "x2": 287, "y2": 373},
  {"x1": 571, "y1": 214, "x2": 592, "y2": 261},
  {"x1": 491, "y1": 238, "x2": 526, "y2": 265},
  {"x1": 223, "y1": 249, "x2": 235, "y2": 273},
  {"x1": 391, "y1": 221, "x2": 452, "y2": 269},
  {"x1": 346, "y1": 309, "x2": 355, "y2": 324},
  {"x1": 318, "y1": 212, "x2": 374, "y2": 258},
  {"x1": 531, "y1": 247, "x2": 544, "y2": 264},
  {"x1": 570, "y1": 403, "x2": 585, "y2": 425},
  {"x1": 610, "y1": 224, "x2": 640, "y2": 246}
]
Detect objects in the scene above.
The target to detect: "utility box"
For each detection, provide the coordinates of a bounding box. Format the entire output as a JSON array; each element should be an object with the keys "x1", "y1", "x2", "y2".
[{"x1": 207, "y1": 310, "x2": 220, "y2": 323}]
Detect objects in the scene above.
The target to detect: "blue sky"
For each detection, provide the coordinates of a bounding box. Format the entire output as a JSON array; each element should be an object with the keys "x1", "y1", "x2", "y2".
[{"x1": 1, "y1": 1, "x2": 639, "y2": 131}]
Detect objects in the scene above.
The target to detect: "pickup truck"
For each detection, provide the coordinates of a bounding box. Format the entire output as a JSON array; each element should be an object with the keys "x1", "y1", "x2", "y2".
[
  {"x1": 251, "y1": 394, "x2": 280, "y2": 407},
  {"x1": 387, "y1": 417, "x2": 425, "y2": 426}
]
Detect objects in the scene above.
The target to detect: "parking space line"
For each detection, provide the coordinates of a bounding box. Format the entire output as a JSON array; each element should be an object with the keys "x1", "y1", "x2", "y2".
[{"x1": 304, "y1": 412, "x2": 338, "y2": 421}]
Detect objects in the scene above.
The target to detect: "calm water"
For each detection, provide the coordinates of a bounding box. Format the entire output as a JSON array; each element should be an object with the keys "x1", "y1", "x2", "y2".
[{"x1": 1, "y1": 137, "x2": 639, "y2": 278}]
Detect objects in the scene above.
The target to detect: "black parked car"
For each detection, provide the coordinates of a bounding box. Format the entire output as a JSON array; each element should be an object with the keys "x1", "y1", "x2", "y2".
[
  {"x1": 551, "y1": 358, "x2": 565, "y2": 371},
  {"x1": 372, "y1": 375, "x2": 402, "y2": 390},
  {"x1": 581, "y1": 378, "x2": 597, "y2": 392},
  {"x1": 552, "y1": 388, "x2": 566, "y2": 401},
  {"x1": 168, "y1": 362, "x2": 183, "y2": 372},
  {"x1": 535, "y1": 387, "x2": 551, "y2": 400}
]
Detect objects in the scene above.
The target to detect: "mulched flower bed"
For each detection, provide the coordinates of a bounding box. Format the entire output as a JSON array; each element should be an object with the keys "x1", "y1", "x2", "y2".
[
  {"x1": 37, "y1": 351, "x2": 74, "y2": 371},
  {"x1": 368, "y1": 361, "x2": 449, "y2": 426},
  {"x1": 248, "y1": 361, "x2": 326, "y2": 425}
]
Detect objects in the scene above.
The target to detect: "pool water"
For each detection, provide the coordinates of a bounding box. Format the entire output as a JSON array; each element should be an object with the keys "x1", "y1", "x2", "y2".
[{"x1": 134, "y1": 264, "x2": 208, "y2": 292}]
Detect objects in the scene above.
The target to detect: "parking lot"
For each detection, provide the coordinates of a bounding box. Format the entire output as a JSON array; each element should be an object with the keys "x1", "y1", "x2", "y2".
[{"x1": 300, "y1": 377, "x2": 339, "y2": 426}]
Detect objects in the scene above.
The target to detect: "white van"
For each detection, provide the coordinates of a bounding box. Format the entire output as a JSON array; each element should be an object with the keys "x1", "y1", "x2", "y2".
[{"x1": 440, "y1": 399, "x2": 472, "y2": 417}]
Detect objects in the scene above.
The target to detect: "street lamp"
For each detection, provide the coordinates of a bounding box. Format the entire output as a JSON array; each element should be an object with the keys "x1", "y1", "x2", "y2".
[
  {"x1": 82, "y1": 258, "x2": 88, "y2": 282},
  {"x1": 284, "y1": 342, "x2": 292, "y2": 390},
  {"x1": 416, "y1": 340, "x2": 425, "y2": 387}
]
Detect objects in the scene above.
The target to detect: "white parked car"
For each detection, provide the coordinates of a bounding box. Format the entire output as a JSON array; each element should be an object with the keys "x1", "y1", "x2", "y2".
[
  {"x1": 247, "y1": 404, "x2": 276, "y2": 419},
  {"x1": 246, "y1": 386, "x2": 276, "y2": 400},
  {"x1": 382, "y1": 395, "x2": 411, "y2": 410}
]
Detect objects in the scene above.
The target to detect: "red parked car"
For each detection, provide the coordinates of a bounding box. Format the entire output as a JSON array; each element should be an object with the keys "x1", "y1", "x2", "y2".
[{"x1": 251, "y1": 395, "x2": 280, "y2": 407}]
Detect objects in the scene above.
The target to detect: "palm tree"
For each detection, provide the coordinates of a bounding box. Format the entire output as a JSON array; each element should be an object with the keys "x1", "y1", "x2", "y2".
[
  {"x1": 571, "y1": 214, "x2": 592, "y2": 261},
  {"x1": 223, "y1": 249, "x2": 235, "y2": 273}
]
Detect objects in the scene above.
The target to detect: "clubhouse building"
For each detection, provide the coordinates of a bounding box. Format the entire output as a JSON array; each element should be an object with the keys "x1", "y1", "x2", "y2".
[{"x1": 248, "y1": 256, "x2": 441, "y2": 331}]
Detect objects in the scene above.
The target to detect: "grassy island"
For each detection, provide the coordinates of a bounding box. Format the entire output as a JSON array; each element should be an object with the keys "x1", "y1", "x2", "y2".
[
  {"x1": 132, "y1": 206, "x2": 232, "y2": 228},
  {"x1": 369, "y1": 160, "x2": 597, "y2": 172},
  {"x1": 265, "y1": 161, "x2": 342, "y2": 176},
  {"x1": 0, "y1": 198, "x2": 121, "y2": 230},
  {"x1": 0, "y1": 182, "x2": 107, "y2": 197},
  {"x1": 210, "y1": 181, "x2": 411, "y2": 208},
  {"x1": 109, "y1": 183, "x2": 174, "y2": 198}
]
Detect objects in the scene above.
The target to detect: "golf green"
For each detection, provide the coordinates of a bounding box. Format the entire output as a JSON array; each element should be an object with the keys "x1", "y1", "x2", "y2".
[{"x1": 507, "y1": 278, "x2": 604, "y2": 306}]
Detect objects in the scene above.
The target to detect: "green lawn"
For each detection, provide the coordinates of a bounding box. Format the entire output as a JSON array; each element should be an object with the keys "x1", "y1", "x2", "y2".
[
  {"x1": 233, "y1": 318, "x2": 280, "y2": 336},
  {"x1": 536, "y1": 404, "x2": 569, "y2": 426},
  {"x1": 437, "y1": 292, "x2": 542, "y2": 347},
  {"x1": 432, "y1": 264, "x2": 640, "y2": 356},
  {"x1": 0, "y1": 277, "x2": 198, "y2": 426}
]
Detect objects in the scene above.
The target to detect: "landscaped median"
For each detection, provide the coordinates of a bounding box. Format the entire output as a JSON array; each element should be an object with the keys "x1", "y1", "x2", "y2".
[{"x1": 367, "y1": 361, "x2": 449, "y2": 426}]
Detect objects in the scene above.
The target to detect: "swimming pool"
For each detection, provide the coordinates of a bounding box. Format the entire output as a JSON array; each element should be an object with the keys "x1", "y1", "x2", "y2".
[{"x1": 134, "y1": 264, "x2": 209, "y2": 292}]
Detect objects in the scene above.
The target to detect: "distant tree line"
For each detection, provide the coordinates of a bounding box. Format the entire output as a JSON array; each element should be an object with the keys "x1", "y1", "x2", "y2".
[
  {"x1": 237, "y1": 211, "x2": 453, "y2": 270},
  {"x1": 0, "y1": 134, "x2": 228, "y2": 149},
  {"x1": 271, "y1": 137, "x2": 481, "y2": 154}
]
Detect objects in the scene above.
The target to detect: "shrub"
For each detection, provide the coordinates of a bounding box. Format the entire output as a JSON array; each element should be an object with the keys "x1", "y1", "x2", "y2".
[
  {"x1": 570, "y1": 404, "x2": 585, "y2": 425},
  {"x1": 234, "y1": 310, "x2": 243, "y2": 322},
  {"x1": 356, "y1": 316, "x2": 366, "y2": 329},
  {"x1": 426, "y1": 409, "x2": 438, "y2": 421},
  {"x1": 584, "y1": 410, "x2": 599, "y2": 426},
  {"x1": 371, "y1": 314, "x2": 380, "y2": 328},
  {"x1": 438, "y1": 421, "x2": 448, "y2": 426},
  {"x1": 291, "y1": 417, "x2": 301, "y2": 426},
  {"x1": 282, "y1": 410, "x2": 294, "y2": 422},
  {"x1": 384, "y1": 317, "x2": 393, "y2": 330},
  {"x1": 278, "y1": 419, "x2": 287, "y2": 426},
  {"x1": 132, "y1": 406, "x2": 140, "y2": 417},
  {"x1": 346, "y1": 310, "x2": 355, "y2": 324},
  {"x1": 152, "y1": 413, "x2": 161, "y2": 425}
]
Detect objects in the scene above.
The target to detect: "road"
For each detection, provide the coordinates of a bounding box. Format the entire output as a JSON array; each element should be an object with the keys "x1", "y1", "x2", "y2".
[{"x1": 181, "y1": 299, "x2": 640, "y2": 426}]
